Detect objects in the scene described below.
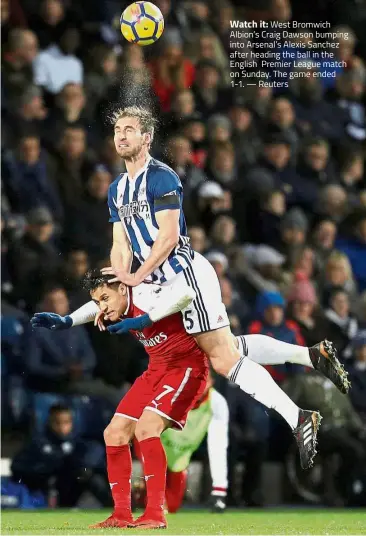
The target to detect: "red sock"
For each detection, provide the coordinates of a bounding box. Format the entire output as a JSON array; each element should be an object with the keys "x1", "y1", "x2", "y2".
[
  {"x1": 138, "y1": 437, "x2": 167, "y2": 513},
  {"x1": 106, "y1": 445, "x2": 133, "y2": 520},
  {"x1": 166, "y1": 470, "x2": 187, "y2": 513}
]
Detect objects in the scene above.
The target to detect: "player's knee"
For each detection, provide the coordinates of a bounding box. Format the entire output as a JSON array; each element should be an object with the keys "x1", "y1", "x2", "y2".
[
  {"x1": 103, "y1": 421, "x2": 133, "y2": 446},
  {"x1": 135, "y1": 422, "x2": 162, "y2": 442}
]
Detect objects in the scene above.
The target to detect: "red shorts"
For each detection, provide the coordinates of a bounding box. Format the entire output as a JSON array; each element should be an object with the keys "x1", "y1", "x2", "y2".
[{"x1": 115, "y1": 365, "x2": 208, "y2": 429}]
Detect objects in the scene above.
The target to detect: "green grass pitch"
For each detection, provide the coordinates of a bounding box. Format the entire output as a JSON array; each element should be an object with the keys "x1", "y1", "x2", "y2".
[{"x1": 2, "y1": 509, "x2": 366, "y2": 535}]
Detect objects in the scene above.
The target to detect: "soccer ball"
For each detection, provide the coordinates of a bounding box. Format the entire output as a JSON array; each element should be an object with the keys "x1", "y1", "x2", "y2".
[{"x1": 120, "y1": 2, "x2": 164, "y2": 46}]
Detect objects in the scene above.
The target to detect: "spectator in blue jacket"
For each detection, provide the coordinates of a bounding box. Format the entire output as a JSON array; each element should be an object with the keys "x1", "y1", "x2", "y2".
[
  {"x1": 26, "y1": 286, "x2": 127, "y2": 406},
  {"x1": 247, "y1": 291, "x2": 306, "y2": 384},
  {"x1": 11, "y1": 404, "x2": 110, "y2": 507},
  {"x1": 336, "y1": 209, "x2": 366, "y2": 292}
]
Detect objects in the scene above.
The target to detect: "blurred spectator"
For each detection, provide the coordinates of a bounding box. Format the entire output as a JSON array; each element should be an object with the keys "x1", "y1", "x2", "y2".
[
  {"x1": 284, "y1": 371, "x2": 366, "y2": 507},
  {"x1": 34, "y1": 26, "x2": 83, "y2": 94},
  {"x1": 239, "y1": 245, "x2": 288, "y2": 297},
  {"x1": 165, "y1": 134, "x2": 205, "y2": 222},
  {"x1": 197, "y1": 181, "x2": 229, "y2": 231},
  {"x1": 99, "y1": 135, "x2": 126, "y2": 177},
  {"x1": 149, "y1": 31, "x2": 195, "y2": 112},
  {"x1": 163, "y1": 89, "x2": 196, "y2": 135},
  {"x1": 336, "y1": 209, "x2": 366, "y2": 292},
  {"x1": 54, "y1": 125, "x2": 95, "y2": 208},
  {"x1": 84, "y1": 44, "x2": 118, "y2": 116},
  {"x1": 186, "y1": 29, "x2": 230, "y2": 85},
  {"x1": 187, "y1": 225, "x2": 207, "y2": 254},
  {"x1": 253, "y1": 190, "x2": 286, "y2": 246},
  {"x1": 28, "y1": 0, "x2": 68, "y2": 50},
  {"x1": 48, "y1": 83, "x2": 90, "y2": 142},
  {"x1": 337, "y1": 149, "x2": 365, "y2": 202},
  {"x1": 311, "y1": 218, "x2": 337, "y2": 272},
  {"x1": 8, "y1": 207, "x2": 61, "y2": 310},
  {"x1": 321, "y1": 250, "x2": 358, "y2": 305},
  {"x1": 248, "y1": 290, "x2": 305, "y2": 383},
  {"x1": 227, "y1": 384, "x2": 268, "y2": 507},
  {"x1": 347, "y1": 331, "x2": 366, "y2": 421},
  {"x1": 205, "y1": 142, "x2": 237, "y2": 189},
  {"x1": 63, "y1": 248, "x2": 90, "y2": 309},
  {"x1": 267, "y1": 97, "x2": 300, "y2": 160},
  {"x1": 181, "y1": 113, "x2": 207, "y2": 168},
  {"x1": 11, "y1": 404, "x2": 110, "y2": 507},
  {"x1": 336, "y1": 68, "x2": 366, "y2": 143},
  {"x1": 324, "y1": 288, "x2": 359, "y2": 360},
  {"x1": 277, "y1": 208, "x2": 308, "y2": 261},
  {"x1": 219, "y1": 276, "x2": 248, "y2": 335},
  {"x1": 228, "y1": 103, "x2": 261, "y2": 168},
  {"x1": 287, "y1": 279, "x2": 330, "y2": 347},
  {"x1": 26, "y1": 286, "x2": 125, "y2": 406},
  {"x1": 193, "y1": 59, "x2": 230, "y2": 118},
  {"x1": 206, "y1": 251, "x2": 229, "y2": 279},
  {"x1": 317, "y1": 184, "x2": 348, "y2": 223},
  {"x1": 64, "y1": 164, "x2": 112, "y2": 262},
  {"x1": 2, "y1": 133, "x2": 63, "y2": 222},
  {"x1": 2, "y1": 29, "x2": 38, "y2": 96},
  {"x1": 210, "y1": 215, "x2": 237, "y2": 255}
]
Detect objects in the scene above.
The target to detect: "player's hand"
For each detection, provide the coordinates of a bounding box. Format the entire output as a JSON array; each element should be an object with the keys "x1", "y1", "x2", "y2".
[
  {"x1": 107, "y1": 314, "x2": 153, "y2": 335},
  {"x1": 94, "y1": 310, "x2": 106, "y2": 331},
  {"x1": 100, "y1": 267, "x2": 142, "y2": 287},
  {"x1": 30, "y1": 313, "x2": 73, "y2": 330}
]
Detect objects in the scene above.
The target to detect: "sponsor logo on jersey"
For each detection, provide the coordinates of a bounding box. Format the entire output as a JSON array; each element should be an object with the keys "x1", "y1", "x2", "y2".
[
  {"x1": 136, "y1": 331, "x2": 168, "y2": 347},
  {"x1": 118, "y1": 200, "x2": 149, "y2": 219}
]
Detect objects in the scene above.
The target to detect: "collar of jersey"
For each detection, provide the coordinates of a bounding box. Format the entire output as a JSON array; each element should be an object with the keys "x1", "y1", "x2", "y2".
[{"x1": 127, "y1": 154, "x2": 152, "y2": 181}]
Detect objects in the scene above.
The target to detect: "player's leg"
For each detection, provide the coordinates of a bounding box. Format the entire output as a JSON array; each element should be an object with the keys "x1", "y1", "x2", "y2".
[
  {"x1": 134, "y1": 410, "x2": 171, "y2": 529},
  {"x1": 165, "y1": 470, "x2": 187, "y2": 513},
  {"x1": 236, "y1": 334, "x2": 350, "y2": 394},
  {"x1": 90, "y1": 373, "x2": 152, "y2": 529}
]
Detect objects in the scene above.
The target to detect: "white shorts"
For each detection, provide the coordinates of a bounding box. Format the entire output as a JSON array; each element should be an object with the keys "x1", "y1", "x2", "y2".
[{"x1": 163, "y1": 252, "x2": 229, "y2": 335}]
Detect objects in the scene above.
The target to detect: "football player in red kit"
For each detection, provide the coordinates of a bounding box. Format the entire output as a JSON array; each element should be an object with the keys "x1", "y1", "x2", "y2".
[{"x1": 30, "y1": 270, "x2": 208, "y2": 529}]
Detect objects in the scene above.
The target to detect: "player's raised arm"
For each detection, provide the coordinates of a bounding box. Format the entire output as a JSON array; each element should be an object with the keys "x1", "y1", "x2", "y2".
[{"x1": 30, "y1": 301, "x2": 99, "y2": 330}]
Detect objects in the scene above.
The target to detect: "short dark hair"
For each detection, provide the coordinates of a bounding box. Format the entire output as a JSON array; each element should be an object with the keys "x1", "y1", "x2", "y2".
[
  {"x1": 81, "y1": 269, "x2": 116, "y2": 293},
  {"x1": 49, "y1": 403, "x2": 71, "y2": 418}
]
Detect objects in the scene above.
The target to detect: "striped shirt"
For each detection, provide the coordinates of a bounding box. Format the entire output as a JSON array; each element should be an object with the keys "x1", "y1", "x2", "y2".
[{"x1": 108, "y1": 156, "x2": 194, "y2": 283}]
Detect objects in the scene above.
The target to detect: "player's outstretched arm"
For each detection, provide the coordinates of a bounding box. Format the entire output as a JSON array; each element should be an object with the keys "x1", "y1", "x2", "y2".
[
  {"x1": 31, "y1": 301, "x2": 99, "y2": 330},
  {"x1": 107, "y1": 286, "x2": 196, "y2": 335}
]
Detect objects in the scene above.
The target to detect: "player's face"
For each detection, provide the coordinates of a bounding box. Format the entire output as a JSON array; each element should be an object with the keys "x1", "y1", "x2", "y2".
[
  {"x1": 114, "y1": 117, "x2": 149, "y2": 160},
  {"x1": 91, "y1": 284, "x2": 128, "y2": 322}
]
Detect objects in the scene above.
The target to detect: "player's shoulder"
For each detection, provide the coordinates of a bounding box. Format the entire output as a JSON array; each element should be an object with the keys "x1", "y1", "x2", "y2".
[{"x1": 148, "y1": 158, "x2": 181, "y2": 184}]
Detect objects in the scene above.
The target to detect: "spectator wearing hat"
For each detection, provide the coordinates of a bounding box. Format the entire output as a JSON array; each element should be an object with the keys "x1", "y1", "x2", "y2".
[
  {"x1": 197, "y1": 181, "x2": 230, "y2": 231},
  {"x1": 324, "y1": 288, "x2": 359, "y2": 360},
  {"x1": 64, "y1": 164, "x2": 112, "y2": 263},
  {"x1": 248, "y1": 291, "x2": 305, "y2": 383},
  {"x1": 287, "y1": 278, "x2": 330, "y2": 347},
  {"x1": 8, "y1": 207, "x2": 61, "y2": 310},
  {"x1": 207, "y1": 114, "x2": 232, "y2": 144},
  {"x1": 347, "y1": 331, "x2": 366, "y2": 421}
]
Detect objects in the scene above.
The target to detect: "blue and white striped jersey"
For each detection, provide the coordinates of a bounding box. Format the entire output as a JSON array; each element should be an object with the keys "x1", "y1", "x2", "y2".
[{"x1": 108, "y1": 156, "x2": 194, "y2": 283}]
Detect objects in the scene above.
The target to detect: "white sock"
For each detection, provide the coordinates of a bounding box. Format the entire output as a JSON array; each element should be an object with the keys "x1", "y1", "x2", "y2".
[
  {"x1": 228, "y1": 357, "x2": 300, "y2": 429},
  {"x1": 237, "y1": 334, "x2": 313, "y2": 368}
]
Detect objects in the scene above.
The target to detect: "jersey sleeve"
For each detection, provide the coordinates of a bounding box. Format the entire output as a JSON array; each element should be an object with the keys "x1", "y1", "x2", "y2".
[
  {"x1": 108, "y1": 182, "x2": 120, "y2": 223},
  {"x1": 148, "y1": 168, "x2": 182, "y2": 213}
]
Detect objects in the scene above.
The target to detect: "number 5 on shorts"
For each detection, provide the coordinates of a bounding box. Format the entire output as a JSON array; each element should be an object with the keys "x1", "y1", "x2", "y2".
[{"x1": 155, "y1": 385, "x2": 174, "y2": 401}]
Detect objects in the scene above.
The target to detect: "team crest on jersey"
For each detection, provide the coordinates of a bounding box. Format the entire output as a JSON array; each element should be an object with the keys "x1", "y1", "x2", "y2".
[{"x1": 118, "y1": 200, "x2": 149, "y2": 220}]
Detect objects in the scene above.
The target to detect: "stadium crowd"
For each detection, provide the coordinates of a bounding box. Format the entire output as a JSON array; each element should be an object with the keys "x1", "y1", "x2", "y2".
[{"x1": 2, "y1": 0, "x2": 366, "y2": 509}]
